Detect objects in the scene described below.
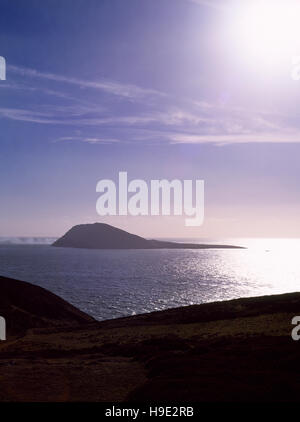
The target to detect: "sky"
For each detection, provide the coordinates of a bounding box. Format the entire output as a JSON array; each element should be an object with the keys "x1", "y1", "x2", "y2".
[{"x1": 0, "y1": 0, "x2": 300, "y2": 238}]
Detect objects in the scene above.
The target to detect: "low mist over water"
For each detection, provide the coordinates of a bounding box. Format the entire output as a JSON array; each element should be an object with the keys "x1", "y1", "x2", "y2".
[{"x1": 0, "y1": 237, "x2": 57, "y2": 245}]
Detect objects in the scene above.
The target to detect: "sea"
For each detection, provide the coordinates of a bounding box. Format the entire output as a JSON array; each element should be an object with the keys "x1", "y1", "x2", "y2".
[{"x1": 0, "y1": 237, "x2": 299, "y2": 321}]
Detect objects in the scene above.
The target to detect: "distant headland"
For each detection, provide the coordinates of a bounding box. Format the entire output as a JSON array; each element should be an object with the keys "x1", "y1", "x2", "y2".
[{"x1": 52, "y1": 223, "x2": 245, "y2": 250}]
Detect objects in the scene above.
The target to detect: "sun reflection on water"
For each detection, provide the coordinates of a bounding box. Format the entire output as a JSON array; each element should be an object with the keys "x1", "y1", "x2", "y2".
[{"x1": 194, "y1": 238, "x2": 300, "y2": 302}]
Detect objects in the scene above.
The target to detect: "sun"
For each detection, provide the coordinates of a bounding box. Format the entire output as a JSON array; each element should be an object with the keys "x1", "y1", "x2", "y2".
[{"x1": 229, "y1": 0, "x2": 300, "y2": 67}]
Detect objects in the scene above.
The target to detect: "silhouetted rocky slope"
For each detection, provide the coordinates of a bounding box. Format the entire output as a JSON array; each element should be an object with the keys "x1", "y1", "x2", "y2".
[
  {"x1": 0, "y1": 276, "x2": 94, "y2": 336},
  {"x1": 53, "y1": 223, "x2": 244, "y2": 250}
]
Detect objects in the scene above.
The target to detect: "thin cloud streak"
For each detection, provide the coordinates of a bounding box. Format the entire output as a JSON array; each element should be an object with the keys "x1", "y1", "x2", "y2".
[
  {"x1": 1, "y1": 104, "x2": 300, "y2": 146},
  {"x1": 168, "y1": 132, "x2": 300, "y2": 145},
  {"x1": 56, "y1": 136, "x2": 120, "y2": 144},
  {"x1": 8, "y1": 65, "x2": 166, "y2": 100},
  {"x1": 186, "y1": 0, "x2": 227, "y2": 11}
]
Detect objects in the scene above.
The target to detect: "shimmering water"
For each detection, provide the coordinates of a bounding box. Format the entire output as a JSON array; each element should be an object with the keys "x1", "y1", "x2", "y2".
[{"x1": 0, "y1": 238, "x2": 299, "y2": 320}]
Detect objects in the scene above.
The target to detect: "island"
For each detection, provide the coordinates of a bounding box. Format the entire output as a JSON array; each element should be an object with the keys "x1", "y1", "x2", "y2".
[{"x1": 52, "y1": 223, "x2": 244, "y2": 250}]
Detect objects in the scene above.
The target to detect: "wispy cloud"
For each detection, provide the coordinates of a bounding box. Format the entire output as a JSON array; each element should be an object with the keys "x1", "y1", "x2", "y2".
[
  {"x1": 185, "y1": 0, "x2": 227, "y2": 11},
  {"x1": 0, "y1": 107, "x2": 63, "y2": 124},
  {"x1": 1, "y1": 102, "x2": 299, "y2": 146},
  {"x1": 56, "y1": 136, "x2": 120, "y2": 144},
  {"x1": 2, "y1": 64, "x2": 300, "y2": 146},
  {"x1": 8, "y1": 65, "x2": 166, "y2": 100},
  {"x1": 166, "y1": 131, "x2": 300, "y2": 145}
]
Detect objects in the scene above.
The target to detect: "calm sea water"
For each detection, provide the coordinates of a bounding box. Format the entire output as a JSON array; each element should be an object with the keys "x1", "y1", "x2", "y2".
[{"x1": 0, "y1": 238, "x2": 299, "y2": 320}]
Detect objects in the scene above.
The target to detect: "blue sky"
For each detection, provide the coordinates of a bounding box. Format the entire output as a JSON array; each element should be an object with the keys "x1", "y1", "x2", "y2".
[{"x1": 1, "y1": 0, "x2": 300, "y2": 237}]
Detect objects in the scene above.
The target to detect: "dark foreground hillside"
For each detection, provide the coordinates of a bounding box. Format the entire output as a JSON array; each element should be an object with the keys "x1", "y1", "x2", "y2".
[
  {"x1": 0, "y1": 275, "x2": 300, "y2": 402},
  {"x1": 0, "y1": 276, "x2": 94, "y2": 336}
]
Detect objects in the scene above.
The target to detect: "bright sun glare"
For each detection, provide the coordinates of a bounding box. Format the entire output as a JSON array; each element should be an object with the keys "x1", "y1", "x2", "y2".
[{"x1": 230, "y1": 0, "x2": 300, "y2": 67}]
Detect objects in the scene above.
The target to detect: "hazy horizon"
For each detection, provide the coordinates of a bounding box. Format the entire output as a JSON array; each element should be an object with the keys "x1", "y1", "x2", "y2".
[{"x1": 1, "y1": 223, "x2": 300, "y2": 241}]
